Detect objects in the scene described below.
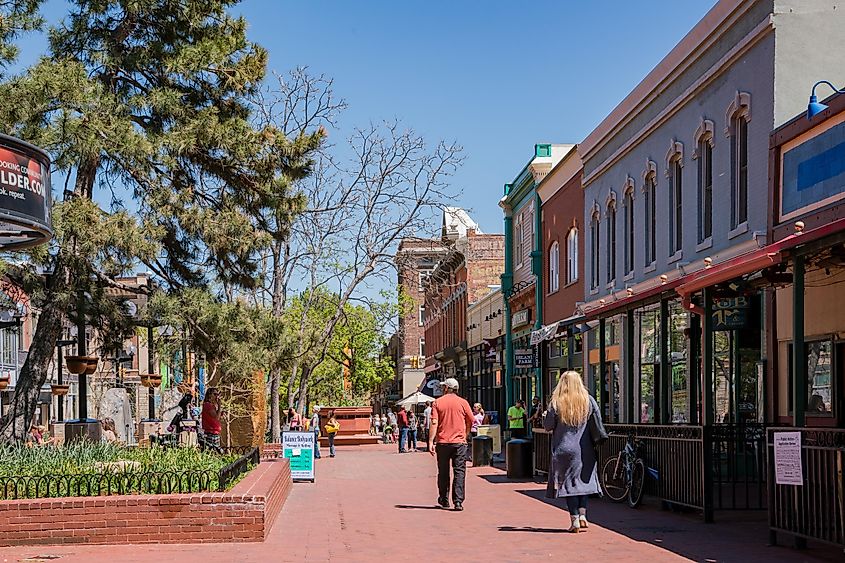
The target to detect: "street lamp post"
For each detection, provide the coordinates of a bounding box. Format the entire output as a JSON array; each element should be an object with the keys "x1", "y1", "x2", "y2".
[
  {"x1": 147, "y1": 324, "x2": 156, "y2": 420},
  {"x1": 55, "y1": 339, "x2": 76, "y2": 421},
  {"x1": 807, "y1": 80, "x2": 845, "y2": 119}
]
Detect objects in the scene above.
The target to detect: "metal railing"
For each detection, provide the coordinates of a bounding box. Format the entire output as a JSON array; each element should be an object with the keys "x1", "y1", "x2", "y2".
[
  {"x1": 532, "y1": 429, "x2": 551, "y2": 475},
  {"x1": 218, "y1": 447, "x2": 260, "y2": 491},
  {"x1": 711, "y1": 423, "x2": 767, "y2": 510},
  {"x1": 767, "y1": 427, "x2": 845, "y2": 549},
  {"x1": 0, "y1": 448, "x2": 260, "y2": 500},
  {"x1": 598, "y1": 424, "x2": 706, "y2": 511},
  {"x1": 0, "y1": 470, "x2": 217, "y2": 499}
]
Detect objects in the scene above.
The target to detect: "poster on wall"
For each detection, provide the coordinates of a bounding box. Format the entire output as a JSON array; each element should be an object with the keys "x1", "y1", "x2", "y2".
[
  {"x1": 773, "y1": 431, "x2": 803, "y2": 486},
  {"x1": 282, "y1": 431, "x2": 315, "y2": 482}
]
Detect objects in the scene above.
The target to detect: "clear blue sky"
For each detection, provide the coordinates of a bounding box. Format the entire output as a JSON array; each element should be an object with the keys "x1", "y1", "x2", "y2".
[
  {"x1": 17, "y1": 1, "x2": 716, "y2": 234},
  {"x1": 235, "y1": 0, "x2": 716, "y2": 234}
]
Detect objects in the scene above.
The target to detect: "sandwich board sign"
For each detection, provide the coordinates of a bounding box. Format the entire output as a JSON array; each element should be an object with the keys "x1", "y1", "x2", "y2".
[{"x1": 282, "y1": 431, "x2": 315, "y2": 482}]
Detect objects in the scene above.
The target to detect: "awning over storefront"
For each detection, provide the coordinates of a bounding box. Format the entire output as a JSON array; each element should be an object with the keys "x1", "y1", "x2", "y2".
[
  {"x1": 584, "y1": 278, "x2": 683, "y2": 320},
  {"x1": 676, "y1": 217, "x2": 845, "y2": 296},
  {"x1": 530, "y1": 321, "x2": 560, "y2": 345}
]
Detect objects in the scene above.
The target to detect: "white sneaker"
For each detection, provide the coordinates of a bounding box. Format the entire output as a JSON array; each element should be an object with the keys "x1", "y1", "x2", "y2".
[{"x1": 567, "y1": 516, "x2": 581, "y2": 533}]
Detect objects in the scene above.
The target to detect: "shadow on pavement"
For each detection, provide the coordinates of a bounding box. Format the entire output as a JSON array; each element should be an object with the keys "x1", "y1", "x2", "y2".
[
  {"x1": 477, "y1": 474, "x2": 542, "y2": 485},
  {"x1": 394, "y1": 504, "x2": 443, "y2": 510},
  {"x1": 513, "y1": 488, "x2": 842, "y2": 563},
  {"x1": 498, "y1": 526, "x2": 567, "y2": 534}
]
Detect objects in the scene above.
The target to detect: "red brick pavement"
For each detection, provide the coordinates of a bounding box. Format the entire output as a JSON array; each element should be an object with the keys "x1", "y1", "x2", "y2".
[{"x1": 0, "y1": 444, "x2": 838, "y2": 562}]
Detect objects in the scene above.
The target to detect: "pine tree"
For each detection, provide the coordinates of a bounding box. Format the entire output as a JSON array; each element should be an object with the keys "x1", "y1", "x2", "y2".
[{"x1": 0, "y1": 0, "x2": 321, "y2": 442}]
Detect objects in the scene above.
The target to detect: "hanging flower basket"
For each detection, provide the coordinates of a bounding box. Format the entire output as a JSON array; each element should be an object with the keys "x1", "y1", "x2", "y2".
[
  {"x1": 139, "y1": 374, "x2": 162, "y2": 388},
  {"x1": 83, "y1": 356, "x2": 99, "y2": 375},
  {"x1": 51, "y1": 384, "x2": 69, "y2": 396},
  {"x1": 64, "y1": 356, "x2": 88, "y2": 375},
  {"x1": 0, "y1": 375, "x2": 9, "y2": 391}
]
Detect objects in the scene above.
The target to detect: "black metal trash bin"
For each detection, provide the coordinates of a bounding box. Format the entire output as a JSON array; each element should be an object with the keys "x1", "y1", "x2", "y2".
[
  {"x1": 506, "y1": 438, "x2": 532, "y2": 478},
  {"x1": 472, "y1": 435, "x2": 493, "y2": 467}
]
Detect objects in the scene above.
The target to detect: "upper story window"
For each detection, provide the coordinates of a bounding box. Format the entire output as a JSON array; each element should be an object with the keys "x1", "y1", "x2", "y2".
[
  {"x1": 418, "y1": 304, "x2": 425, "y2": 326},
  {"x1": 696, "y1": 122, "x2": 714, "y2": 243},
  {"x1": 515, "y1": 214, "x2": 524, "y2": 269},
  {"x1": 605, "y1": 202, "x2": 617, "y2": 285},
  {"x1": 566, "y1": 228, "x2": 578, "y2": 285},
  {"x1": 726, "y1": 92, "x2": 751, "y2": 230},
  {"x1": 418, "y1": 269, "x2": 433, "y2": 292},
  {"x1": 549, "y1": 241, "x2": 560, "y2": 293},
  {"x1": 590, "y1": 211, "x2": 600, "y2": 290},
  {"x1": 623, "y1": 185, "x2": 634, "y2": 276},
  {"x1": 419, "y1": 337, "x2": 425, "y2": 358},
  {"x1": 643, "y1": 170, "x2": 656, "y2": 267},
  {"x1": 667, "y1": 144, "x2": 684, "y2": 256}
]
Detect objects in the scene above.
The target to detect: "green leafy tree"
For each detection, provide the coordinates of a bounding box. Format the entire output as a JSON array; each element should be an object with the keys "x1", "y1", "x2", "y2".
[{"x1": 0, "y1": 0, "x2": 320, "y2": 442}]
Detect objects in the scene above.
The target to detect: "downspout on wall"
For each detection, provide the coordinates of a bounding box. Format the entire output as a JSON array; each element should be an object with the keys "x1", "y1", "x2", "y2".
[{"x1": 532, "y1": 191, "x2": 543, "y2": 404}]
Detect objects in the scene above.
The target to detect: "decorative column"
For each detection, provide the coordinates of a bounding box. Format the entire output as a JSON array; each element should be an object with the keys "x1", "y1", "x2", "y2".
[
  {"x1": 625, "y1": 309, "x2": 635, "y2": 423},
  {"x1": 599, "y1": 317, "x2": 607, "y2": 419},
  {"x1": 792, "y1": 254, "x2": 806, "y2": 427},
  {"x1": 660, "y1": 298, "x2": 670, "y2": 424}
]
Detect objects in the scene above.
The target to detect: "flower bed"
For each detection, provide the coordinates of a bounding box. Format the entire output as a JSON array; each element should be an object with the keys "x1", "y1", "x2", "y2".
[{"x1": 0, "y1": 443, "x2": 256, "y2": 499}]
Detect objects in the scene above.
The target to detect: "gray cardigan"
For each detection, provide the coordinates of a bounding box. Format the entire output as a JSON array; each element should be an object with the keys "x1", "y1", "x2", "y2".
[{"x1": 543, "y1": 396, "x2": 603, "y2": 498}]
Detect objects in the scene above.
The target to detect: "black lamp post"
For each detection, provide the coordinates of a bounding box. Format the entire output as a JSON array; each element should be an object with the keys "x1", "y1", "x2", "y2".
[
  {"x1": 147, "y1": 324, "x2": 156, "y2": 420},
  {"x1": 55, "y1": 338, "x2": 76, "y2": 421}
]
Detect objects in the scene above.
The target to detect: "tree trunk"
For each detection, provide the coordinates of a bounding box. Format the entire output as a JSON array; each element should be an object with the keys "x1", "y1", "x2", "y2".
[
  {"x1": 296, "y1": 365, "x2": 310, "y2": 416},
  {"x1": 0, "y1": 299, "x2": 65, "y2": 442},
  {"x1": 269, "y1": 365, "x2": 282, "y2": 443}
]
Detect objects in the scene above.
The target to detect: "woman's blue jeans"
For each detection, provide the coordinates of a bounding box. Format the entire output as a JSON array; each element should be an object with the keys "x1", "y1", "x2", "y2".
[
  {"x1": 566, "y1": 495, "x2": 588, "y2": 515},
  {"x1": 328, "y1": 433, "x2": 336, "y2": 456}
]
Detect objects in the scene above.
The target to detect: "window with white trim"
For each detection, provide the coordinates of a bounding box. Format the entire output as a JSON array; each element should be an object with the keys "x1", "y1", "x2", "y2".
[
  {"x1": 732, "y1": 115, "x2": 749, "y2": 228},
  {"x1": 566, "y1": 228, "x2": 578, "y2": 285},
  {"x1": 590, "y1": 213, "x2": 600, "y2": 290},
  {"x1": 419, "y1": 337, "x2": 425, "y2": 358},
  {"x1": 418, "y1": 304, "x2": 425, "y2": 326},
  {"x1": 669, "y1": 156, "x2": 683, "y2": 255},
  {"x1": 515, "y1": 214, "x2": 524, "y2": 269},
  {"x1": 549, "y1": 241, "x2": 560, "y2": 293},
  {"x1": 418, "y1": 269, "x2": 433, "y2": 292},
  {"x1": 606, "y1": 203, "x2": 616, "y2": 285},
  {"x1": 644, "y1": 173, "x2": 656, "y2": 266},
  {"x1": 623, "y1": 188, "x2": 634, "y2": 276},
  {"x1": 697, "y1": 134, "x2": 713, "y2": 242}
]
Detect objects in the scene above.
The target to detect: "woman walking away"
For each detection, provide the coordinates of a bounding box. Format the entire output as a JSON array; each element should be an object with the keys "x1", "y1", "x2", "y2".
[
  {"x1": 288, "y1": 408, "x2": 302, "y2": 431},
  {"x1": 544, "y1": 370, "x2": 606, "y2": 533},
  {"x1": 325, "y1": 410, "x2": 340, "y2": 457}
]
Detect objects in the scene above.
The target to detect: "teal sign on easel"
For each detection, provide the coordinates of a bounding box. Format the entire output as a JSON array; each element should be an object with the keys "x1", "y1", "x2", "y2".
[{"x1": 282, "y1": 431, "x2": 315, "y2": 482}]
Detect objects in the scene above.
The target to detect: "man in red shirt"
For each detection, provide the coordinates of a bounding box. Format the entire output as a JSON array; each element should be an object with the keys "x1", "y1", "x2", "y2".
[
  {"x1": 397, "y1": 406, "x2": 409, "y2": 453},
  {"x1": 428, "y1": 377, "x2": 474, "y2": 511}
]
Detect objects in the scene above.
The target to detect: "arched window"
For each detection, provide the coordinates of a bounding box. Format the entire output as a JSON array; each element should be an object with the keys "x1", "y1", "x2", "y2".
[
  {"x1": 643, "y1": 171, "x2": 656, "y2": 267},
  {"x1": 666, "y1": 142, "x2": 684, "y2": 256},
  {"x1": 695, "y1": 119, "x2": 715, "y2": 243},
  {"x1": 726, "y1": 92, "x2": 751, "y2": 229},
  {"x1": 590, "y1": 212, "x2": 600, "y2": 290},
  {"x1": 623, "y1": 186, "x2": 634, "y2": 276},
  {"x1": 549, "y1": 241, "x2": 560, "y2": 293},
  {"x1": 606, "y1": 202, "x2": 617, "y2": 285},
  {"x1": 566, "y1": 228, "x2": 578, "y2": 285}
]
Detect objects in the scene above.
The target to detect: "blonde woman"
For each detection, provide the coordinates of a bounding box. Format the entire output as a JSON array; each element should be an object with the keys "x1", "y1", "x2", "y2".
[{"x1": 543, "y1": 370, "x2": 605, "y2": 533}]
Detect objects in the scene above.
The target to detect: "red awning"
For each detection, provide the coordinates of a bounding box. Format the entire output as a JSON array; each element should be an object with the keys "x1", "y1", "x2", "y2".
[{"x1": 676, "y1": 217, "x2": 845, "y2": 296}]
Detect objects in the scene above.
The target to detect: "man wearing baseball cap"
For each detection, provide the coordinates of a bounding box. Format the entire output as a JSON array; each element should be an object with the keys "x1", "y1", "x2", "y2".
[{"x1": 428, "y1": 377, "x2": 474, "y2": 511}]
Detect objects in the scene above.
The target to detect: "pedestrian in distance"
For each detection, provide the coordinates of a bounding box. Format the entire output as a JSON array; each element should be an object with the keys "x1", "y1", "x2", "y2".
[
  {"x1": 201, "y1": 387, "x2": 223, "y2": 451},
  {"x1": 423, "y1": 401, "x2": 433, "y2": 446},
  {"x1": 428, "y1": 377, "x2": 474, "y2": 511},
  {"x1": 310, "y1": 406, "x2": 322, "y2": 459},
  {"x1": 543, "y1": 370, "x2": 605, "y2": 533},
  {"x1": 288, "y1": 407, "x2": 302, "y2": 431},
  {"x1": 324, "y1": 410, "x2": 340, "y2": 458},
  {"x1": 374, "y1": 412, "x2": 382, "y2": 436},
  {"x1": 470, "y1": 403, "x2": 486, "y2": 439},
  {"x1": 528, "y1": 396, "x2": 543, "y2": 429},
  {"x1": 508, "y1": 399, "x2": 527, "y2": 440},
  {"x1": 408, "y1": 410, "x2": 418, "y2": 451},
  {"x1": 397, "y1": 405, "x2": 409, "y2": 453}
]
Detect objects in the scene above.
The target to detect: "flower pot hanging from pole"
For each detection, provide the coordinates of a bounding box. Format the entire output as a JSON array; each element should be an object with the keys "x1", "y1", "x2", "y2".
[
  {"x1": 50, "y1": 384, "x2": 69, "y2": 396},
  {"x1": 64, "y1": 356, "x2": 87, "y2": 375},
  {"x1": 83, "y1": 356, "x2": 98, "y2": 375},
  {"x1": 0, "y1": 374, "x2": 9, "y2": 390}
]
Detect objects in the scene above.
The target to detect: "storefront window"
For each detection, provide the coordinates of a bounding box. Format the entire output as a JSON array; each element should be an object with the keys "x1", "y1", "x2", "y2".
[
  {"x1": 669, "y1": 302, "x2": 689, "y2": 423},
  {"x1": 637, "y1": 306, "x2": 659, "y2": 423},
  {"x1": 789, "y1": 339, "x2": 834, "y2": 417}
]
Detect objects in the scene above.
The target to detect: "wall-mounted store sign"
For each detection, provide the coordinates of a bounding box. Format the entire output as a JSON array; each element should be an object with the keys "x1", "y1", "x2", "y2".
[
  {"x1": 514, "y1": 348, "x2": 536, "y2": 369},
  {"x1": 512, "y1": 309, "x2": 530, "y2": 328},
  {"x1": 0, "y1": 135, "x2": 52, "y2": 250},
  {"x1": 712, "y1": 296, "x2": 750, "y2": 330}
]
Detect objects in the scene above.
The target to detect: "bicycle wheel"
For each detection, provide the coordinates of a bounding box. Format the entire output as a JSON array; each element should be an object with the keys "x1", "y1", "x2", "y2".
[
  {"x1": 601, "y1": 456, "x2": 628, "y2": 502},
  {"x1": 627, "y1": 459, "x2": 646, "y2": 508}
]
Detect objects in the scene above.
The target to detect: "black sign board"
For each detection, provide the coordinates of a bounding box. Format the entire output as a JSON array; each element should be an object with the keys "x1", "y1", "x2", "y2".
[
  {"x1": 514, "y1": 348, "x2": 536, "y2": 369},
  {"x1": 0, "y1": 134, "x2": 52, "y2": 249},
  {"x1": 712, "y1": 296, "x2": 750, "y2": 331}
]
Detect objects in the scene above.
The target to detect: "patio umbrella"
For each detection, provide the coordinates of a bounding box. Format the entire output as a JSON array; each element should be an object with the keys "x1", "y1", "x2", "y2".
[{"x1": 396, "y1": 391, "x2": 436, "y2": 407}]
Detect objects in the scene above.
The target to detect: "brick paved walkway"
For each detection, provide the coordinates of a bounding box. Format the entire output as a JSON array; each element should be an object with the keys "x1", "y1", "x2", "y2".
[{"x1": 0, "y1": 444, "x2": 839, "y2": 562}]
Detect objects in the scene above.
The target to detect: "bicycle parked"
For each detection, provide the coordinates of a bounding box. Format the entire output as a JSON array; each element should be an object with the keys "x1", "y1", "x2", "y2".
[{"x1": 600, "y1": 432, "x2": 658, "y2": 508}]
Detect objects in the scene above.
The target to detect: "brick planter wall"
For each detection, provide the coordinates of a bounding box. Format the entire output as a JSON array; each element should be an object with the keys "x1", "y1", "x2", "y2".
[{"x1": 0, "y1": 457, "x2": 292, "y2": 546}]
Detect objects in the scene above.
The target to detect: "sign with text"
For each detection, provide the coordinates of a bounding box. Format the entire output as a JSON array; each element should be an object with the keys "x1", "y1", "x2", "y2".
[
  {"x1": 712, "y1": 296, "x2": 750, "y2": 331},
  {"x1": 514, "y1": 348, "x2": 535, "y2": 369},
  {"x1": 0, "y1": 135, "x2": 52, "y2": 250},
  {"x1": 476, "y1": 424, "x2": 501, "y2": 454},
  {"x1": 511, "y1": 309, "x2": 530, "y2": 328},
  {"x1": 773, "y1": 431, "x2": 803, "y2": 486},
  {"x1": 282, "y1": 431, "x2": 315, "y2": 481}
]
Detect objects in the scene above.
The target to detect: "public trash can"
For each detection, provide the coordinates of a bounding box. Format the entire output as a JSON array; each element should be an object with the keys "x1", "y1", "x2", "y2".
[
  {"x1": 472, "y1": 435, "x2": 493, "y2": 467},
  {"x1": 506, "y1": 438, "x2": 532, "y2": 478}
]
